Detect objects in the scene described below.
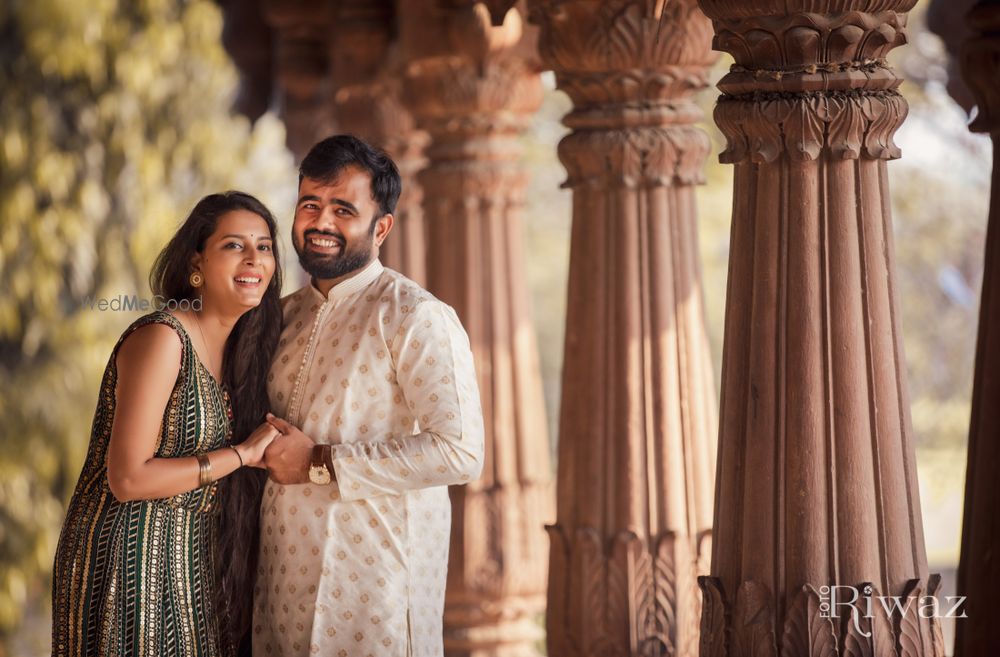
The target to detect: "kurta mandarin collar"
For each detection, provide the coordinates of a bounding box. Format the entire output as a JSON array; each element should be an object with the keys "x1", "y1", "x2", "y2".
[{"x1": 306, "y1": 257, "x2": 384, "y2": 303}]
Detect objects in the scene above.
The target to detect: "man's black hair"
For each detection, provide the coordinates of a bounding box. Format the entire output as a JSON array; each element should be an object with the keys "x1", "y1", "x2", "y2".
[{"x1": 298, "y1": 134, "x2": 402, "y2": 218}]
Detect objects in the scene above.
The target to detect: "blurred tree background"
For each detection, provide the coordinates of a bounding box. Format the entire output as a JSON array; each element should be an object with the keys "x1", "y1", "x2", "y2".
[
  {"x1": 0, "y1": 0, "x2": 989, "y2": 654},
  {"x1": 0, "y1": 0, "x2": 294, "y2": 653}
]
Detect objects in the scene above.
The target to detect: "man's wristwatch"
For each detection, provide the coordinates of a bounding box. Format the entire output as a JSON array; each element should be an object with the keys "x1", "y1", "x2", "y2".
[{"x1": 308, "y1": 445, "x2": 333, "y2": 485}]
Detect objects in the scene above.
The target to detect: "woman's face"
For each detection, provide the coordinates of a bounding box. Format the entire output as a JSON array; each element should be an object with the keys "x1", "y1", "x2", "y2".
[{"x1": 192, "y1": 209, "x2": 276, "y2": 313}]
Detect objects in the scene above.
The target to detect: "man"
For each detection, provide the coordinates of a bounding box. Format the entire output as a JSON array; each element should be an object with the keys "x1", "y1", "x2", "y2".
[{"x1": 255, "y1": 135, "x2": 484, "y2": 657}]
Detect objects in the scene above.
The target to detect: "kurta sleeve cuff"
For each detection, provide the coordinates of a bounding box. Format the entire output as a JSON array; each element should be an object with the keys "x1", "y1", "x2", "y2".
[{"x1": 328, "y1": 298, "x2": 484, "y2": 501}]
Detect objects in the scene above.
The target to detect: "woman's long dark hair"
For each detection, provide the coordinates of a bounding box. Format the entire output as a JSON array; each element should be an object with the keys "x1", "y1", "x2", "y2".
[{"x1": 149, "y1": 191, "x2": 283, "y2": 652}]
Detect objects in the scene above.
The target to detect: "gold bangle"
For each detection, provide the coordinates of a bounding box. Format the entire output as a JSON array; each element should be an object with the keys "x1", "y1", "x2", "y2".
[{"x1": 196, "y1": 453, "x2": 212, "y2": 487}]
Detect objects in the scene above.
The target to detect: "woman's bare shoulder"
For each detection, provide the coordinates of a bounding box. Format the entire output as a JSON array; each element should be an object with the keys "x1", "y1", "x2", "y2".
[{"x1": 115, "y1": 319, "x2": 184, "y2": 375}]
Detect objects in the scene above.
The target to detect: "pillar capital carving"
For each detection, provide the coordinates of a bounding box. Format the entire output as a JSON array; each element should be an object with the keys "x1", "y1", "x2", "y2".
[
  {"x1": 404, "y1": 4, "x2": 541, "y2": 129},
  {"x1": 529, "y1": 0, "x2": 716, "y2": 187},
  {"x1": 403, "y1": 52, "x2": 541, "y2": 206},
  {"x1": 696, "y1": 0, "x2": 917, "y2": 22},
  {"x1": 528, "y1": 0, "x2": 715, "y2": 83},
  {"x1": 402, "y1": 4, "x2": 544, "y2": 197},
  {"x1": 529, "y1": 0, "x2": 714, "y2": 115},
  {"x1": 715, "y1": 91, "x2": 907, "y2": 163},
  {"x1": 709, "y1": 10, "x2": 908, "y2": 71},
  {"x1": 705, "y1": 7, "x2": 913, "y2": 162},
  {"x1": 404, "y1": 55, "x2": 543, "y2": 137},
  {"x1": 557, "y1": 124, "x2": 710, "y2": 187}
]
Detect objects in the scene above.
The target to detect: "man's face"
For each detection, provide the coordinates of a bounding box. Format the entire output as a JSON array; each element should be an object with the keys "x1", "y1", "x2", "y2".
[{"x1": 292, "y1": 166, "x2": 387, "y2": 282}]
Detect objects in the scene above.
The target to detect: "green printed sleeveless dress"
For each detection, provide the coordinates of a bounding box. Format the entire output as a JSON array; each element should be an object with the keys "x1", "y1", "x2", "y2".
[{"x1": 52, "y1": 310, "x2": 235, "y2": 657}]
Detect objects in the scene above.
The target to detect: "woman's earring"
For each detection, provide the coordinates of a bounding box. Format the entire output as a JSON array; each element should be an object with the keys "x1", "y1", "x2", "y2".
[{"x1": 189, "y1": 271, "x2": 204, "y2": 288}]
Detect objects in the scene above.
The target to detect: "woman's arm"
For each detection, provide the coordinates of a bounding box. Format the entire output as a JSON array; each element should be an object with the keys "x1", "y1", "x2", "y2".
[{"x1": 106, "y1": 322, "x2": 243, "y2": 502}]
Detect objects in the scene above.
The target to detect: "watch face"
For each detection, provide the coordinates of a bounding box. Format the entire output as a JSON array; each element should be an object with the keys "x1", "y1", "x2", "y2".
[{"x1": 309, "y1": 465, "x2": 332, "y2": 485}]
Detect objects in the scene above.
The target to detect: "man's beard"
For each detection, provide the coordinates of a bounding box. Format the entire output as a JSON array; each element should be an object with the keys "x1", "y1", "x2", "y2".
[{"x1": 294, "y1": 226, "x2": 375, "y2": 281}]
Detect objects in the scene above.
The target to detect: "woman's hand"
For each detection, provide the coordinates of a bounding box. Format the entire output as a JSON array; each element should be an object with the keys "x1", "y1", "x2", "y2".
[{"x1": 235, "y1": 421, "x2": 281, "y2": 468}]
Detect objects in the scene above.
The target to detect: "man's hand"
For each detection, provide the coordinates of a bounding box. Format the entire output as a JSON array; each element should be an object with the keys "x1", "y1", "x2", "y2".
[{"x1": 262, "y1": 413, "x2": 315, "y2": 485}]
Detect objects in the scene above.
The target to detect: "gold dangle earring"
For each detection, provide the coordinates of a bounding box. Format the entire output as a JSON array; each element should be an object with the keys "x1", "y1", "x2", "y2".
[{"x1": 189, "y1": 270, "x2": 204, "y2": 288}]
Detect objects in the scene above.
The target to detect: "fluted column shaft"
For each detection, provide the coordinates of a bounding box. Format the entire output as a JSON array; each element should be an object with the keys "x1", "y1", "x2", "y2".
[
  {"x1": 329, "y1": 1, "x2": 428, "y2": 284},
  {"x1": 696, "y1": 2, "x2": 945, "y2": 656},
  {"x1": 955, "y1": 3, "x2": 1000, "y2": 655},
  {"x1": 528, "y1": 1, "x2": 719, "y2": 655},
  {"x1": 401, "y1": 4, "x2": 554, "y2": 655}
]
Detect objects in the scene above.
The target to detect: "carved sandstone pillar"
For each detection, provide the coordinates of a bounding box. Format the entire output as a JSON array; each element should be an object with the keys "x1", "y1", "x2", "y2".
[
  {"x1": 400, "y1": 3, "x2": 554, "y2": 655},
  {"x1": 329, "y1": 1, "x2": 429, "y2": 284},
  {"x1": 695, "y1": 3, "x2": 946, "y2": 656},
  {"x1": 955, "y1": 3, "x2": 1000, "y2": 655},
  {"x1": 262, "y1": 0, "x2": 333, "y2": 161},
  {"x1": 527, "y1": 2, "x2": 719, "y2": 655}
]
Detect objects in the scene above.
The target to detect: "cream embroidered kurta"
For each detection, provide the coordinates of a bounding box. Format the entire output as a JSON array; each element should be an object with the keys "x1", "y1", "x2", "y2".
[{"x1": 254, "y1": 259, "x2": 484, "y2": 657}]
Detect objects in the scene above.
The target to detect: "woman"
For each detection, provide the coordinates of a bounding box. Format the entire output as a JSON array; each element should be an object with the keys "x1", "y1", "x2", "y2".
[{"x1": 52, "y1": 191, "x2": 284, "y2": 657}]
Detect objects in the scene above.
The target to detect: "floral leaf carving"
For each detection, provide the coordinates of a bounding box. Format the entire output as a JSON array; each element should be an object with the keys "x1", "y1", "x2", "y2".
[
  {"x1": 896, "y1": 579, "x2": 924, "y2": 657},
  {"x1": 733, "y1": 580, "x2": 777, "y2": 657},
  {"x1": 781, "y1": 584, "x2": 838, "y2": 657},
  {"x1": 698, "y1": 576, "x2": 727, "y2": 657}
]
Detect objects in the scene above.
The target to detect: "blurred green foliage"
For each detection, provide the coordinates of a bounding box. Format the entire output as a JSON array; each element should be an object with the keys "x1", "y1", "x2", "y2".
[{"x1": 0, "y1": 1, "x2": 293, "y2": 653}]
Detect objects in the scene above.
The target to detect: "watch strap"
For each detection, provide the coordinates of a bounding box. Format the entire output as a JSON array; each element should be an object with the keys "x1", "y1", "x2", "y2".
[
  {"x1": 311, "y1": 444, "x2": 328, "y2": 470},
  {"x1": 311, "y1": 444, "x2": 335, "y2": 480}
]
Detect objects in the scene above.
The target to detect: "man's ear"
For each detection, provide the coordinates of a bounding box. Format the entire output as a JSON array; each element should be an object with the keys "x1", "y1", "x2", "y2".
[{"x1": 374, "y1": 213, "x2": 394, "y2": 247}]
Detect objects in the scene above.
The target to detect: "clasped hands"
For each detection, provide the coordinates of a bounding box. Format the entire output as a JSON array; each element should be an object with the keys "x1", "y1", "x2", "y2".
[{"x1": 237, "y1": 412, "x2": 315, "y2": 484}]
